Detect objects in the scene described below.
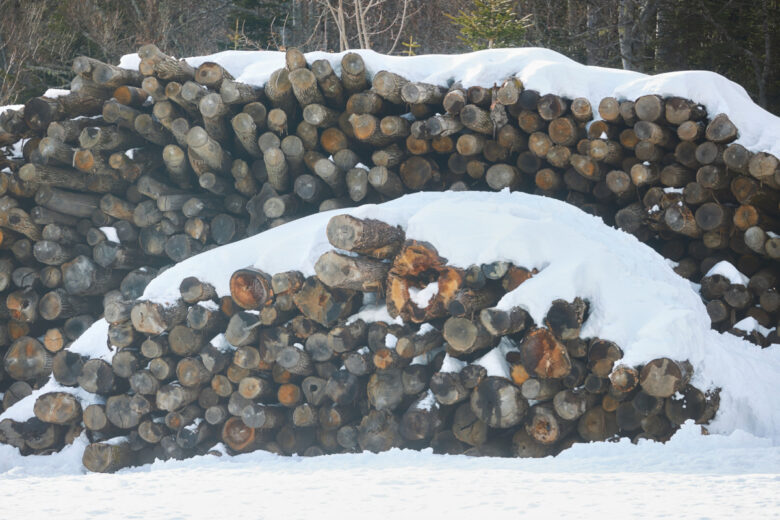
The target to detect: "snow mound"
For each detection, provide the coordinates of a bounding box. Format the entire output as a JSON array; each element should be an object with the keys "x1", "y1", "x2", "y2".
[
  {"x1": 116, "y1": 47, "x2": 780, "y2": 158},
  {"x1": 6, "y1": 191, "x2": 778, "y2": 444}
]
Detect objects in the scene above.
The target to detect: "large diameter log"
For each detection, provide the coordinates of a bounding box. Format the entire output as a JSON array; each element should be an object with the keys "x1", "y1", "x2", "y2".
[
  {"x1": 4, "y1": 337, "x2": 52, "y2": 381},
  {"x1": 314, "y1": 251, "x2": 389, "y2": 292},
  {"x1": 520, "y1": 328, "x2": 572, "y2": 379},
  {"x1": 639, "y1": 358, "x2": 692, "y2": 397},
  {"x1": 34, "y1": 392, "x2": 82, "y2": 424},
  {"x1": 470, "y1": 376, "x2": 528, "y2": 429},
  {"x1": 106, "y1": 394, "x2": 151, "y2": 429},
  {"x1": 229, "y1": 267, "x2": 273, "y2": 309},
  {"x1": 358, "y1": 409, "x2": 402, "y2": 453},
  {"x1": 77, "y1": 359, "x2": 114, "y2": 394},
  {"x1": 293, "y1": 277, "x2": 358, "y2": 327},
  {"x1": 367, "y1": 369, "x2": 405, "y2": 411},
  {"x1": 61, "y1": 255, "x2": 123, "y2": 295}
]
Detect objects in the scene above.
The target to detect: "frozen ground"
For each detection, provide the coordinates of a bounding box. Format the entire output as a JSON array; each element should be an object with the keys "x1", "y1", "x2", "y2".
[{"x1": 1, "y1": 425, "x2": 778, "y2": 519}]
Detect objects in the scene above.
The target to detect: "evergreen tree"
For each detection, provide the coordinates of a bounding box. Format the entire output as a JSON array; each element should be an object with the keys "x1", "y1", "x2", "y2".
[{"x1": 447, "y1": 0, "x2": 532, "y2": 50}]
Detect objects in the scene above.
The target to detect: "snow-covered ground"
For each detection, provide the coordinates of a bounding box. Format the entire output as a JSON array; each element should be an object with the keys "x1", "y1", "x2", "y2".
[{"x1": 1, "y1": 425, "x2": 778, "y2": 519}]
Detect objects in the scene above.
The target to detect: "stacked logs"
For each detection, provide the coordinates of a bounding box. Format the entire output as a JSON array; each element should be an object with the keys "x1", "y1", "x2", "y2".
[
  {"x1": 0, "y1": 215, "x2": 718, "y2": 471},
  {"x1": 0, "y1": 45, "x2": 777, "y2": 432}
]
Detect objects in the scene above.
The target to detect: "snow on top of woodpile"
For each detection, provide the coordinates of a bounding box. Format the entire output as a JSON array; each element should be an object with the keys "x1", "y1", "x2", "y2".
[
  {"x1": 118, "y1": 47, "x2": 780, "y2": 158},
  {"x1": 9, "y1": 190, "x2": 777, "y2": 442}
]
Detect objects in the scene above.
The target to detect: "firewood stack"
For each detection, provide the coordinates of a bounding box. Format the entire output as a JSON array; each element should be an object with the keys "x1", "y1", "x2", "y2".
[
  {"x1": 0, "y1": 45, "x2": 776, "y2": 465},
  {"x1": 0, "y1": 214, "x2": 719, "y2": 472}
]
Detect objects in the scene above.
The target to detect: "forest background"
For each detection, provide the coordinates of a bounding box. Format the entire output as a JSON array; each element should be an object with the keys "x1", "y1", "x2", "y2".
[{"x1": 0, "y1": 0, "x2": 776, "y2": 115}]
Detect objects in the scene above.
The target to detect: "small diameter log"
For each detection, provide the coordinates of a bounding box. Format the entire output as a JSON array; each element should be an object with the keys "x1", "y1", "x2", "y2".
[
  {"x1": 443, "y1": 317, "x2": 497, "y2": 356},
  {"x1": 525, "y1": 404, "x2": 573, "y2": 445},
  {"x1": 430, "y1": 372, "x2": 470, "y2": 406},
  {"x1": 82, "y1": 441, "x2": 133, "y2": 473},
  {"x1": 479, "y1": 307, "x2": 530, "y2": 336},
  {"x1": 326, "y1": 214, "x2": 405, "y2": 259},
  {"x1": 459, "y1": 105, "x2": 494, "y2": 135},
  {"x1": 340, "y1": 53, "x2": 369, "y2": 94},
  {"x1": 314, "y1": 251, "x2": 389, "y2": 292},
  {"x1": 553, "y1": 389, "x2": 596, "y2": 421},
  {"x1": 52, "y1": 351, "x2": 86, "y2": 386},
  {"x1": 311, "y1": 59, "x2": 345, "y2": 107},
  {"x1": 130, "y1": 300, "x2": 187, "y2": 335},
  {"x1": 587, "y1": 339, "x2": 624, "y2": 377}
]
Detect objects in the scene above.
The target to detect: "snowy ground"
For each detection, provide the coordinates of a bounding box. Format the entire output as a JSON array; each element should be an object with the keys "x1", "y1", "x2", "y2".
[{"x1": 1, "y1": 425, "x2": 778, "y2": 519}]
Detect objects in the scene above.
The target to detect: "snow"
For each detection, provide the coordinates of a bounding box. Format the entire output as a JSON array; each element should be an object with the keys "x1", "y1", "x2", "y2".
[
  {"x1": 706, "y1": 261, "x2": 750, "y2": 286},
  {"x1": 733, "y1": 317, "x2": 772, "y2": 337},
  {"x1": 408, "y1": 280, "x2": 439, "y2": 308},
  {"x1": 42, "y1": 88, "x2": 69, "y2": 99},
  {"x1": 384, "y1": 333, "x2": 398, "y2": 349},
  {"x1": 415, "y1": 389, "x2": 436, "y2": 411},
  {"x1": 99, "y1": 226, "x2": 119, "y2": 243},
  {"x1": 417, "y1": 323, "x2": 435, "y2": 335},
  {"x1": 210, "y1": 333, "x2": 234, "y2": 353},
  {"x1": 119, "y1": 47, "x2": 780, "y2": 158},
  {"x1": 346, "y1": 302, "x2": 402, "y2": 325},
  {"x1": 439, "y1": 353, "x2": 467, "y2": 374},
  {"x1": 0, "y1": 424, "x2": 777, "y2": 519},
  {"x1": 474, "y1": 337, "x2": 518, "y2": 379}
]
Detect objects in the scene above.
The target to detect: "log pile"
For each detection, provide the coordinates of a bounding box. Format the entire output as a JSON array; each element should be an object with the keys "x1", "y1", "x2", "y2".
[
  {"x1": 0, "y1": 45, "x2": 775, "y2": 463},
  {"x1": 0, "y1": 214, "x2": 719, "y2": 471}
]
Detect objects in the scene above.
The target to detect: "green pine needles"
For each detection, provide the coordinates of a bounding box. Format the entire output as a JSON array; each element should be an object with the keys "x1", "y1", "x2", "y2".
[{"x1": 446, "y1": 0, "x2": 532, "y2": 50}]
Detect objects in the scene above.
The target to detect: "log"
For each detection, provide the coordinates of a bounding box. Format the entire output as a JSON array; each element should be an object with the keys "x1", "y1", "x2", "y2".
[
  {"x1": 443, "y1": 317, "x2": 497, "y2": 356},
  {"x1": 430, "y1": 372, "x2": 469, "y2": 405},
  {"x1": 358, "y1": 409, "x2": 401, "y2": 453},
  {"x1": 545, "y1": 298, "x2": 588, "y2": 340},
  {"x1": 78, "y1": 359, "x2": 115, "y2": 394},
  {"x1": 34, "y1": 392, "x2": 82, "y2": 425},
  {"x1": 470, "y1": 376, "x2": 528, "y2": 429},
  {"x1": 130, "y1": 300, "x2": 187, "y2": 335},
  {"x1": 519, "y1": 328, "x2": 572, "y2": 379},
  {"x1": 229, "y1": 267, "x2": 273, "y2": 310},
  {"x1": 82, "y1": 441, "x2": 133, "y2": 473},
  {"x1": 4, "y1": 337, "x2": 52, "y2": 381},
  {"x1": 314, "y1": 250, "x2": 389, "y2": 292},
  {"x1": 639, "y1": 358, "x2": 692, "y2": 398},
  {"x1": 525, "y1": 403, "x2": 573, "y2": 445}
]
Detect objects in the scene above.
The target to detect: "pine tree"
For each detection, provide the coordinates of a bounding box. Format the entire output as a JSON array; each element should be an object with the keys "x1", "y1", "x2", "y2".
[{"x1": 446, "y1": 0, "x2": 532, "y2": 50}]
